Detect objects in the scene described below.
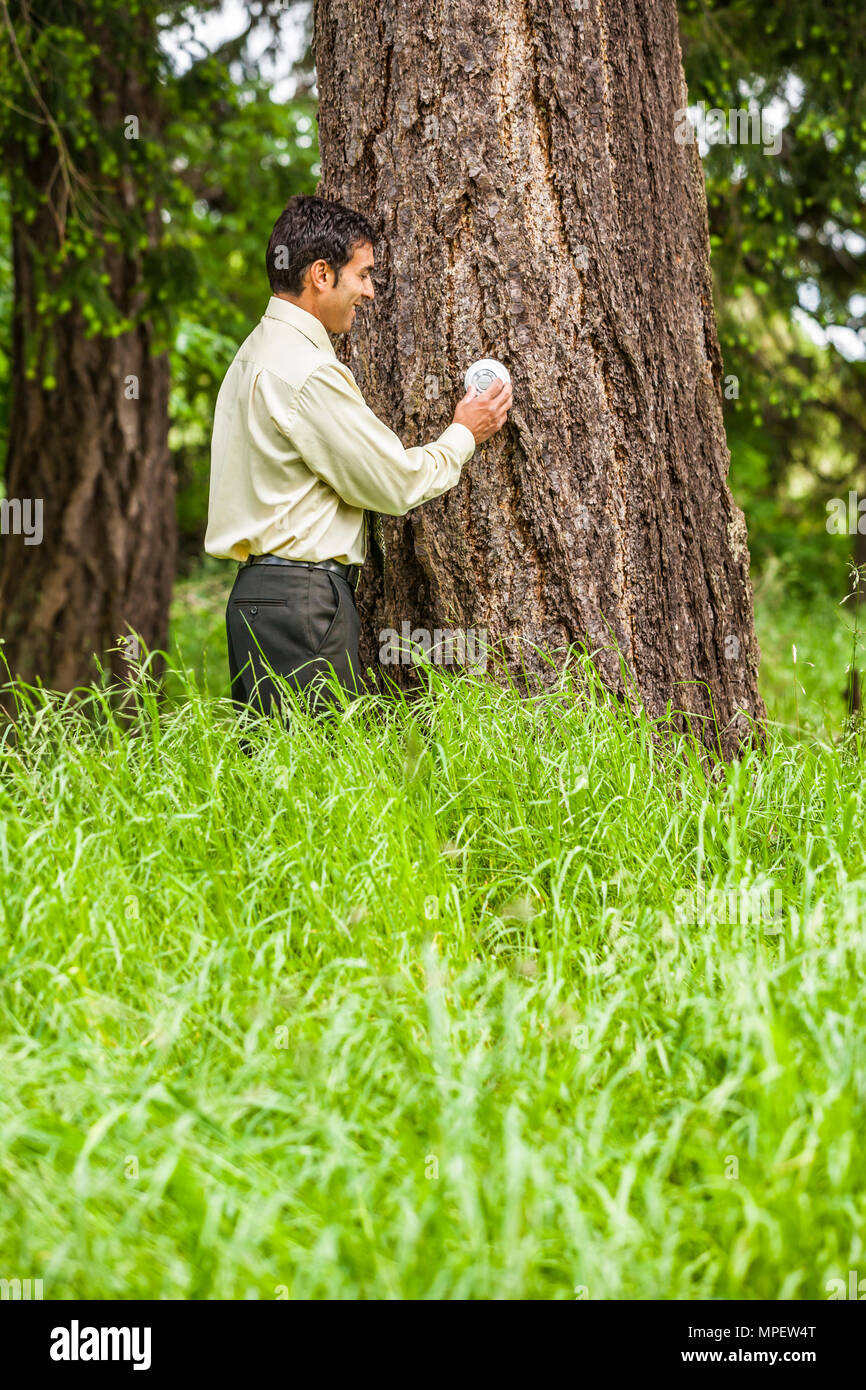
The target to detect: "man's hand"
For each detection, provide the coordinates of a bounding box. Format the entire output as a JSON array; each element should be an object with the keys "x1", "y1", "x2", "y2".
[{"x1": 453, "y1": 378, "x2": 513, "y2": 444}]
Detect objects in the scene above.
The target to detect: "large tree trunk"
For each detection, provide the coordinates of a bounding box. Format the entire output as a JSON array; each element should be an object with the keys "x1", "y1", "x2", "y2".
[
  {"x1": 314, "y1": 0, "x2": 765, "y2": 755},
  {"x1": 0, "y1": 9, "x2": 174, "y2": 695}
]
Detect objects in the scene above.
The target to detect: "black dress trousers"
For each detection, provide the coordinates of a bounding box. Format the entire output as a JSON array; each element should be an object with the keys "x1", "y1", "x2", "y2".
[{"x1": 226, "y1": 562, "x2": 363, "y2": 720}]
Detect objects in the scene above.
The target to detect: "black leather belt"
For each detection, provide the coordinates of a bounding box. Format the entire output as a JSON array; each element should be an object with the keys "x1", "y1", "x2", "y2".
[{"x1": 243, "y1": 554, "x2": 360, "y2": 591}]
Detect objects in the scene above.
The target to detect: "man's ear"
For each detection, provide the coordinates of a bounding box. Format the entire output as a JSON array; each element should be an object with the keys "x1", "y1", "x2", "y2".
[
  {"x1": 302, "y1": 260, "x2": 323, "y2": 293},
  {"x1": 311, "y1": 259, "x2": 332, "y2": 290}
]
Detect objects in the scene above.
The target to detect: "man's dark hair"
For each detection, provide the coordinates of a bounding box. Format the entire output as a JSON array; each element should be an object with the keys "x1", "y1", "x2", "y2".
[{"x1": 266, "y1": 195, "x2": 376, "y2": 295}]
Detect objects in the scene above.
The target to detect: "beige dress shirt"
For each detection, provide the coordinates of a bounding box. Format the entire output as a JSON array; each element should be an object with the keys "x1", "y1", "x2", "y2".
[{"x1": 205, "y1": 296, "x2": 476, "y2": 566}]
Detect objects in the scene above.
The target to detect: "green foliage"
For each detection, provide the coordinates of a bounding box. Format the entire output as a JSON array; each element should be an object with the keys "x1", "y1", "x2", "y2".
[
  {"x1": 680, "y1": 0, "x2": 866, "y2": 327},
  {"x1": 0, "y1": 0, "x2": 317, "y2": 543},
  {"x1": 0, "y1": 3, "x2": 169, "y2": 341},
  {"x1": 679, "y1": 0, "x2": 866, "y2": 595}
]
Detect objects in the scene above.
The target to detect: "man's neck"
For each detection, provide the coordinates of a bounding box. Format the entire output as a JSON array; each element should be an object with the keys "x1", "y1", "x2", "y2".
[{"x1": 275, "y1": 291, "x2": 325, "y2": 326}]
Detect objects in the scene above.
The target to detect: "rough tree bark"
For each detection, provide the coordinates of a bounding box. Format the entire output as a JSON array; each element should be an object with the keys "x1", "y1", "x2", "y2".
[
  {"x1": 313, "y1": 0, "x2": 765, "y2": 755},
  {"x1": 0, "y1": 8, "x2": 174, "y2": 695}
]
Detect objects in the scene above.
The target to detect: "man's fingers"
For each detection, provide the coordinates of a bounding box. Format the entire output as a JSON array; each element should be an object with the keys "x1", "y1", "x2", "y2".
[
  {"x1": 486, "y1": 378, "x2": 505, "y2": 397},
  {"x1": 455, "y1": 375, "x2": 512, "y2": 442}
]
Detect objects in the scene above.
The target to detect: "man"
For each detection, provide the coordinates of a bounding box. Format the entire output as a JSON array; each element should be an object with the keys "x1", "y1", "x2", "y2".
[{"x1": 205, "y1": 194, "x2": 512, "y2": 721}]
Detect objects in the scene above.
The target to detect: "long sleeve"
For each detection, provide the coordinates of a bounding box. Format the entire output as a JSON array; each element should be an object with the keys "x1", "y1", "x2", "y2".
[{"x1": 278, "y1": 360, "x2": 475, "y2": 516}]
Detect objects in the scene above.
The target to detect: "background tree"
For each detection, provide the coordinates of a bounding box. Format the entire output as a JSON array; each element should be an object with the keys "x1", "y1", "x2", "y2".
[
  {"x1": 314, "y1": 0, "x2": 765, "y2": 755},
  {"x1": 0, "y1": 0, "x2": 175, "y2": 692},
  {"x1": 0, "y1": 0, "x2": 315, "y2": 692}
]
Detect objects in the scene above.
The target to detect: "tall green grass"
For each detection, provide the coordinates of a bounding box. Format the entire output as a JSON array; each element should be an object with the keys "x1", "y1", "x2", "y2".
[{"x1": 0, "y1": 572, "x2": 864, "y2": 1299}]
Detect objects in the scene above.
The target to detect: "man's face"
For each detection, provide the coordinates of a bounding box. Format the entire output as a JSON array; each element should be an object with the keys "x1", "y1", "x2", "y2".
[{"x1": 316, "y1": 240, "x2": 376, "y2": 334}]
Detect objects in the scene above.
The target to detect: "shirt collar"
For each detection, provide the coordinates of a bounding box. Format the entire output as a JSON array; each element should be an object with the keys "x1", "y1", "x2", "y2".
[{"x1": 263, "y1": 295, "x2": 336, "y2": 358}]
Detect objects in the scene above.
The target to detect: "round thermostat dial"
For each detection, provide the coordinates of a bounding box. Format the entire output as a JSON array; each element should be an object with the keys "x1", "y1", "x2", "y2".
[{"x1": 464, "y1": 357, "x2": 511, "y2": 395}]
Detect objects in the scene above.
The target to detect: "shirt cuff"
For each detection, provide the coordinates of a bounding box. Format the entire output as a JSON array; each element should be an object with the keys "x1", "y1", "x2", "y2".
[{"x1": 437, "y1": 421, "x2": 476, "y2": 464}]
